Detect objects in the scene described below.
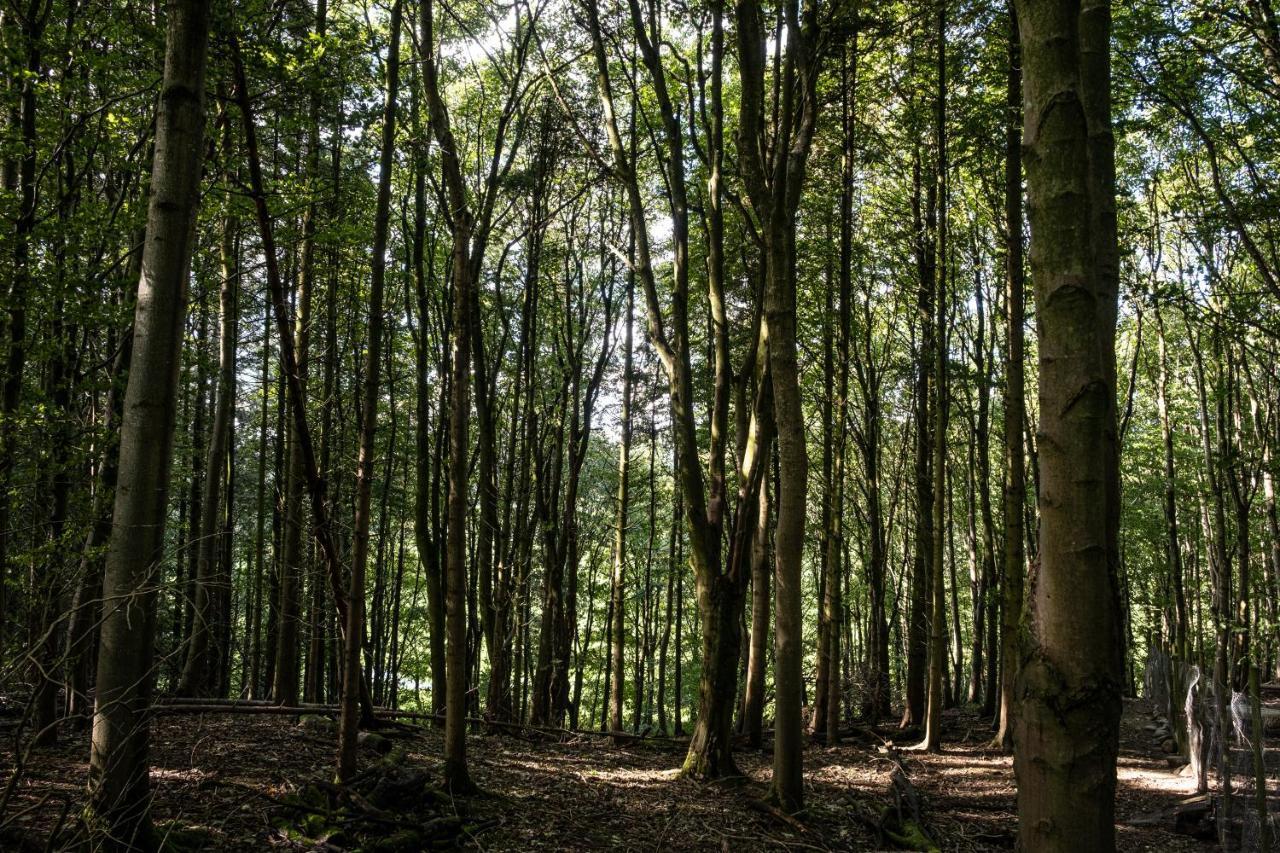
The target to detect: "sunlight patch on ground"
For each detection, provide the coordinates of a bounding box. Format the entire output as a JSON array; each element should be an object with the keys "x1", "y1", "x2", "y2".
[
  {"x1": 150, "y1": 767, "x2": 214, "y2": 783},
  {"x1": 578, "y1": 766, "x2": 680, "y2": 786},
  {"x1": 1117, "y1": 762, "x2": 1195, "y2": 797}
]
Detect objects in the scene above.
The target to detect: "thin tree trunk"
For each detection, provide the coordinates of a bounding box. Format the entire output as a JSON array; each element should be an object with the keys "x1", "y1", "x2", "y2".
[
  {"x1": 0, "y1": 0, "x2": 44, "y2": 654},
  {"x1": 422, "y1": 0, "x2": 476, "y2": 792},
  {"x1": 249, "y1": 299, "x2": 271, "y2": 698},
  {"x1": 337, "y1": 0, "x2": 398, "y2": 781},
  {"x1": 741, "y1": 470, "x2": 770, "y2": 747},
  {"x1": 1155, "y1": 305, "x2": 1189, "y2": 749},
  {"x1": 994, "y1": 0, "x2": 1024, "y2": 751},
  {"x1": 922, "y1": 6, "x2": 948, "y2": 748},
  {"x1": 610, "y1": 282, "x2": 633, "y2": 736},
  {"x1": 904, "y1": 142, "x2": 935, "y2": 730}
]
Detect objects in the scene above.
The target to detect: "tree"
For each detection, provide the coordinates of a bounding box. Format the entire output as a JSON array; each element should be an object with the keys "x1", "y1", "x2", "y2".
[
  {"x1": 338, "y1": 0, "x2": 400, "y2": 783},
  {"x1": 994, "y1": 0, "x2": 1024, "y2": 753},
  {"x1": 609, "y1": 277, "x2": 634, "y2": 735},
  {"x1": 86, "y1": 0, "x2": 212, "y2": 841},
  {"x1": 1011, "y1": 0, "x2": 1124, "y2": 847},
  {"x1": 735, "y1": 0, "x2": 824, "y2": 810},
  {"x1": 920, "y1": 0, "x2": 949, "y2": 754}
]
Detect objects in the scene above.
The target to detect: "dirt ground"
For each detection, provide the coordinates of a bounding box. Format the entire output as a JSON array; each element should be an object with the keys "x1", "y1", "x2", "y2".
[{"x1": 0, "y1": 698, "x2": 1216, "y2": 851}]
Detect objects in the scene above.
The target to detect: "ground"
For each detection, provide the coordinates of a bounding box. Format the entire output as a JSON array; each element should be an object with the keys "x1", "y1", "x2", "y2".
[{"x1": 0, "y1": 698, "x2": 1216, "y2": 851}]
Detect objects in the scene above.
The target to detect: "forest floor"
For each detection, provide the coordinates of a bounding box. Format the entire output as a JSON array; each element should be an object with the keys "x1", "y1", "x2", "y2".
[{"x1": 0, "y1": 697, "x2": 1217, "y2": 851}]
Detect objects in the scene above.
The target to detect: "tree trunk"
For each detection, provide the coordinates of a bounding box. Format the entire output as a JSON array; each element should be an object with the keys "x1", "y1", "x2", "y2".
[
  {"x1": 922, "y1": 3, "x2": 949, "y2": 751},
  {"x1": 741, "y1": 474, "x2": 770, "y2": 746},
  {"x1": 610, "y1": 282, "x2": 634, "y2": 736},
  {"x1": 994, "y1": 1, "x2": 1024, "y2": 752},
  {"x1": 422, "y1": 0, "x2": 476, "y2": 792},
  {"x1": 734, "y1": 0, "x2": 823, "y2": 810},
  {"x1": 336, "y1": 0, "x2": 398, "y2": 781},
  {"x1": 1011, "y1": 0, "x2": 1123, "y2": 846},
  {"x1": 904, "y1": 143, "x2": 936, "y2": 730},
  {"x1": 1155, "y1": 305, "x2": 1189, "y2": 750},
  {"x1": 231, "y1": 32, "x2": 373, "y2": 726},
  {"x1": 87, "y1": 0, "x2": 211, "y2": 841}
]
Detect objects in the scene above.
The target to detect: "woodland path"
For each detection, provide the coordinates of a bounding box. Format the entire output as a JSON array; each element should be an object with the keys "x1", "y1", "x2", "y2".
[{"x1": 0, "y1": 698, "x2": 1212, "y2": 851}]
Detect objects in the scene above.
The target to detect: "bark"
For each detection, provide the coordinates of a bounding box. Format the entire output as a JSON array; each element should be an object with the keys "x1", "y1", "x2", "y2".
[
  {"x1": 814, "y1": 270, "x2": 835, "y2": 739},
  {"x1": 179, "y1": 289, "x2": 210, "y2": 671},
  {"x1": 422, "y1": 0, "x2": 477, "y2": 791},
  {"x1": 249, "y1": 301, "x2": 270, "y2": 699},
  {"x1": 1265, "y1": 456, "x2": 1280, "y2": 681},
  {"x1": 303, "y1": 0, "x2": 332, "y2": 707},
  {"x1": 823, "y1": 197, "x2": 851, "y2": 744},
  {"x1": 657, "y1": 452, "x2": 677, "y2": 733},
  {"x1": 272, "y1": 255, "x2": 309, "y2": 706},
  {"x1": 1190, "y1": 329, "x2": 1234, "y2": 835},
  {"x1": 1011, "y1": 0, "x2": 1124, "y2": 846},
  {"x1": 970, "y1": 255, "x2": 997, "y2": 711},
  {"x1": 67, "y1": 325, "x2": 132, "y2": 727},
  {"x1": 87, "y1": 0, "x2": 211, "y2": 841}
]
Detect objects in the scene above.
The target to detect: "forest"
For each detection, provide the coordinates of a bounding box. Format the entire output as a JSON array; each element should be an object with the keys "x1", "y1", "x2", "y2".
[{"x1": 0, "y1": 0, "x2": 1278, "y2": 849}]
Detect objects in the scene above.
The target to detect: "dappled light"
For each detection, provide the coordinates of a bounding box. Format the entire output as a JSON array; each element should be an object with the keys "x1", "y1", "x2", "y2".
[{"x1": 1, "y1": 0, "x2": 1278, "y2": 848}]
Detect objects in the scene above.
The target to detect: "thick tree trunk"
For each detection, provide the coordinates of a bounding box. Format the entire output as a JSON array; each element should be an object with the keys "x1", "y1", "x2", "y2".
[
  {"x1": 770, "y1": 274, "x2": 807, "y2": 807},
  {"x1": 87, "y1": 0, "x2": 211, "y2": 842},
  {"x1": 734, "y1": 0, "x2": 821, "y2": 809},
  {"x1": 1011, "y1": 0, "x2": 1123, "y2": 847},
  {"x1": 585, "y1": 0, "x2": 749, "y2": 779},
  {"x1": 682, "y1": 575, "x2": 748, "y2": 778}
]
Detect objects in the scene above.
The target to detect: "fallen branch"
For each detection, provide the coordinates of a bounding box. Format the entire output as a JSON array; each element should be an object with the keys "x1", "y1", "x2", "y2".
[
  {"x1": 746, "y1": 797, "x2": 807, "y2": 833},
  {"x1": 878, "y1": 750, "x2": 939, "y2": 852}
]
